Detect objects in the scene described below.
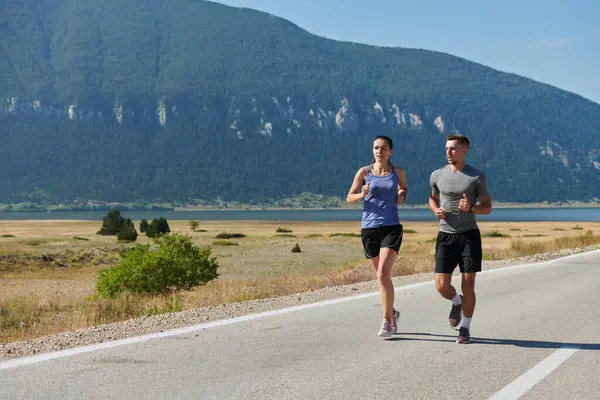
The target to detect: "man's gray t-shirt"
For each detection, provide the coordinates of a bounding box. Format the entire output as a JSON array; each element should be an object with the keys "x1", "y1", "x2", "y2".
[{"x1": 430, "y1": 165, "x2": 489, "y2": 234}]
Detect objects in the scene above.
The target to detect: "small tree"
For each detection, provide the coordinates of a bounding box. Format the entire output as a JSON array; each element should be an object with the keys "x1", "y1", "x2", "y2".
[
  {"x1": 97, "y1": 209, "x2": 124, "y2": 235},
  {"x1": 117, "y1": 218, "x2": 138, "y2": 241},
  {"x1": 146, "y1": 217, "x2": 171, "y2": 238},
  {"x1": 189, "y1": 220, "x2": 199, "y2": 232},
  {"x1": 96, "y1": 234, "x2": 219, "y2": 298},
  {"x1": 139, "y1": 219, "x2": 149, "y2": 233}
]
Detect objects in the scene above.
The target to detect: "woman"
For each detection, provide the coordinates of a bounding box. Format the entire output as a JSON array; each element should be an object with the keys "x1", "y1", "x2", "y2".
[{"x1": 347, "y1": 135, "x2": 408, "y2": 337}]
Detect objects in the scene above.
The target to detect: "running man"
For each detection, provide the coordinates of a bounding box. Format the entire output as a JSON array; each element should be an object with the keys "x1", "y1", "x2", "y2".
[
  {"x1": 429, "y1": 134, "x2": 492, "y2": 344},
  {"x1": 347, "y1": 135, "x2": 408, "y2": 338}
]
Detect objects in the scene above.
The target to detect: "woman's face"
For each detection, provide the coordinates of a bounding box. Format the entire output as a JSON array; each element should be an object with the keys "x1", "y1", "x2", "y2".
[{"x1": 373, "y1": 138, "x2": 392, "y2": 163}]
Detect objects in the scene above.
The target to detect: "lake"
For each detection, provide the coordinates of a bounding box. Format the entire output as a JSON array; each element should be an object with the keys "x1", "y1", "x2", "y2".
[{"x1": 1, "y1": 208, "x2": 599, "y2": 222}]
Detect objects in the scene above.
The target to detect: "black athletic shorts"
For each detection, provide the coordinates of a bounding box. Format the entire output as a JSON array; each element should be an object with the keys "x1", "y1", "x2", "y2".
[
  {"x1": 360, "y1": 224, "x2": 403, "y2": 259},
  {"x1": 435, "y1": 229, "x2": 482, "y2": 274}
]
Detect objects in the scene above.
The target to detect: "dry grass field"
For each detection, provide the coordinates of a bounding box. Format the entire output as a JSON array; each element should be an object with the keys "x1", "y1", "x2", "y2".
[{"x1": 1, "y1": 219, "x2": 599, "y2": 343}]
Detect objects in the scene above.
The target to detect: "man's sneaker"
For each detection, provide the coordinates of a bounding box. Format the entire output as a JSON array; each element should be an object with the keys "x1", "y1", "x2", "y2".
[
  {"x1": 378, "y1": 320, "x2": 393, "y2": 338},
  {"x1": 456, "y1": 327, "x2": 471, "y2": 344},
  {"x1": 449, "y1": 295, "x2": 463, "y2": 330},
  {"x1": 391, "y1": 309, "x2": 400, "y2": 334}
]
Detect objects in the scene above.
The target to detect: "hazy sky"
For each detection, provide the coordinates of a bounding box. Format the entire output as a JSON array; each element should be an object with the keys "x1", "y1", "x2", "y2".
[{"x1": 214, "y1": 0, "x2": 600, "y2": 104}]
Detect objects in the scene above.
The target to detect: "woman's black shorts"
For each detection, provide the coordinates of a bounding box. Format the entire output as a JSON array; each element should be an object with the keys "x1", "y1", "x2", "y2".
[{"x1": 360, "y1": 224, "x2": 403, "y2": 259}]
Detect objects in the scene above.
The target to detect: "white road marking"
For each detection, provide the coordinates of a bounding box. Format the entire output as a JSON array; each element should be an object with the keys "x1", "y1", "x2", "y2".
[
  {"x1": 488, "y1": 346, "x2": 580, "y2": 400},
  {"x1": 1, "y1": 250, "x2": 597, "y2": 371}
]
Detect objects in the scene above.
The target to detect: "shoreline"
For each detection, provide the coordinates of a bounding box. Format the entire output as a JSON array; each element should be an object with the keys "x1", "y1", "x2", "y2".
[
  {"x1": 174, "y1": 203, "x2": 600, "y2": 211},
  {"x1": 1, "y1": 203, "x2": 599, "y2": 214}
]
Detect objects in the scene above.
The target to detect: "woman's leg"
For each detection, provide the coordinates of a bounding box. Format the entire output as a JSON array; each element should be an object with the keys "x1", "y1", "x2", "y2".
[{"x1": 377, "y1": 247, "x2": 397, "y2": 321}]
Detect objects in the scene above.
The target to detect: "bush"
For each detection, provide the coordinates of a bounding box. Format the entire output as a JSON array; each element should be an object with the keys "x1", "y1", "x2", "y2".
[
  {"x1": 212, "y1": 240, "x2": 239, "y2": 246},
  {"x1": 117, "y1": 218, "x2": 138, "y2": 242},
  {"x1": 146, "y1": 217, "x2": 171, "y2": 238},
  {"x1": 482, "y1": 231, "x2": 509, "y2": 238},
  {"x1": 291, "y1": 243, "x2": 301, "y2": 253},
  {"x1": 189, "y1": 220, "x2": 200, "y2": 231},
  {"x1": 96, "y1": 234, "x2": 219, "y2": 298},
  {"x1": 139, "y1": 219, "x2": 149, "y2": 233},
  {"x1": 276, "y1": 227, "x2": 292, "y2": 233},
  {"x1": 215, "y1": 232, "x2": 246, "y2": 239},
  {"x1": 97, "y1": 209, "x2": 124, "y2": 235}
]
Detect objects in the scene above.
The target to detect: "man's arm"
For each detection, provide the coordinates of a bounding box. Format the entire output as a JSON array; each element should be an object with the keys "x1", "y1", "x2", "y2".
[
  {"x1": 473, "y1": 173, "x2": 492, "y2": 214},
  {"x1": 473, "y1": 195, "x2": 492, "y2": 215},
  {"x1": 429, "y1": 171, "x2": 446, "y2": 220},
  {"x1": 429, "y1": 192, "x2": 447, "y2": 220},
  {"x1": 429, "y1": 193, "x2": 440, "y2": 213}
]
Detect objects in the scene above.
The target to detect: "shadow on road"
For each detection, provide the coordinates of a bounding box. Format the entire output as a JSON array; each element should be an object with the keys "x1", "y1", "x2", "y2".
[{"x1": 392, "y1": 332, "x2": 600, "y2": 350}]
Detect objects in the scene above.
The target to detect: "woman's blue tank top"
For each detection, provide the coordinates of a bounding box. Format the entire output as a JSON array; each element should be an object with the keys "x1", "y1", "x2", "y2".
[{"x1": 361, "y1": 164, "x2": 400, "y2": 229}]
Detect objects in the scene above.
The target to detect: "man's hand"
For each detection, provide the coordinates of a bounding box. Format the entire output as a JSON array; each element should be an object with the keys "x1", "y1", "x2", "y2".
[
  {"x1": 435, "y1": 207, "x2": 446, "y2": 220},
  {"x1": 459, "y1": 193, "x2": 472, "y2": 212}
]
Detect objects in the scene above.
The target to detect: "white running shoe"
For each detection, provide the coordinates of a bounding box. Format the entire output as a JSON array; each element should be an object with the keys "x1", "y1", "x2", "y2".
[
  {"x1": 378, "y1": 320, "x2": 393, "y2": 338},
  {"x1": 391, "y1": 309, "x2": 400, "y2": 334}
]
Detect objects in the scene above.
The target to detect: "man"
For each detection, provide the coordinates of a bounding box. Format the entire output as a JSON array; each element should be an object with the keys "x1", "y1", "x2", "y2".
[{"x1": 429, "y1": 134, "x2": 492, "y2": 344}]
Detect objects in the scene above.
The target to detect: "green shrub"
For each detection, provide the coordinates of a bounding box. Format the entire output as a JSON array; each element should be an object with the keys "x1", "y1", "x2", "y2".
[
  {"x1": 146, "y1": 217, "x2": 171, "y2": 238},
  {"x1": 139, "y1": 219, "x2": 149, "y2": 233},
  {"x1": 212, "y1": 240, "x2": 239, "y2": 246},
  {"x1": 117, "y1": 218, "x2": 138, "y2": 242},
  {"x1": 96, "y1": 234, "x2": 219, "y2": 298},
  {"x1": 276, "y1": 227, "x2": 292, "y2": 233},
  {"x1": 97, "y1": 209, "x2": 124, "y2": 235},
  {"x1": 25, "y1": 239, "x2": 45, "y2": 246},
  {"x1": 215, "y1": 232, "x2": 246, "y2": 239},
  {"x1": 482, "y1": 231, "x2": 509, "y2": 238}
]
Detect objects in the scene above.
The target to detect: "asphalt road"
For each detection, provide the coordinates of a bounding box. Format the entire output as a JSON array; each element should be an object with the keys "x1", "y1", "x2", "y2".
[{"x1": 1, "y1": 250, "x2": 598, "y2": 399}]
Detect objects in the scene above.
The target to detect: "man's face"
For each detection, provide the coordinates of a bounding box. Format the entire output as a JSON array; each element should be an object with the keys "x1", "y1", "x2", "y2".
[{"x1": 445, "y1": 140, "x2": 467, "y2": 165}]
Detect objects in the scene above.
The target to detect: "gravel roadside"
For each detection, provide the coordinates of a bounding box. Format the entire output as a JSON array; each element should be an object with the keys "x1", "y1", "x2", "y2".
[{"x1": 1, "y1": 245, "x2": 598, "y2": 361}]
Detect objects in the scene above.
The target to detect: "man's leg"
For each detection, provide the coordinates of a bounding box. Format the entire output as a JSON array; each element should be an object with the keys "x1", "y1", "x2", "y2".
[
  {"x1": 434, "y1": 273, "x2": 456, "y2": 301},
  {"x1": 461, "y1": 272, "x2": 477, "y2": 319},
  {"x1": 435, "y1": 232, "x2": 463, "y2": 328},
  {"x1": 456, "y1": 230, "x2": 482, "y2": 343}
]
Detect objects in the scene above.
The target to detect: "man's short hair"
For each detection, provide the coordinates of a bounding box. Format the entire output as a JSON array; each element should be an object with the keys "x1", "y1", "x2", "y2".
[{"x1": 446, "y1": 134, "x2": 470, "y2": 148}]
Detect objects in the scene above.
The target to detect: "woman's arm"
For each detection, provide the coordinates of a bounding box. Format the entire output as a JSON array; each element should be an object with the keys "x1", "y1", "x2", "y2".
[{"x1": 347, "y1": 167, "x2": 369, "y2": 203}]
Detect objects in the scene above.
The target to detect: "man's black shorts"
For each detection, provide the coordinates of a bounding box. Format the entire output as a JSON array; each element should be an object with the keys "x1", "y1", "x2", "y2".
[
  {"x1": 435, "y1": 229, "x2": 482, "y2": 274},
  {"x1": 360, "y1": 224, "x2": 403, "y2": 259}
]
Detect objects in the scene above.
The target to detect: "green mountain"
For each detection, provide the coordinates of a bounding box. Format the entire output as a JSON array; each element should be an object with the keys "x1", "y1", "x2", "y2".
[{"x1": 1, "y1": 0, "x2": 599, "y2": 206}]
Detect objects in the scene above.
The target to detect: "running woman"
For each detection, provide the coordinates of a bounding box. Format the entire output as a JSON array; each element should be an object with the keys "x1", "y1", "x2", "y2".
[
  {"x1": 347, "y1": 135, "x2": 408, "y2": 338},
  {"x1": 429, "y1": 134, "x2": 492, "y2": 344}
]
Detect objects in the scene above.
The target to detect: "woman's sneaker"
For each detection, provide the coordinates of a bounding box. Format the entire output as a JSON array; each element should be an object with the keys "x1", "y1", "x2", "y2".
[
  {"x1": 391, "y1": 309, "x2": 400, "y2": 334},
  {"x1": 378, "y1": 320, "x2": 393, "y2": 338}
]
